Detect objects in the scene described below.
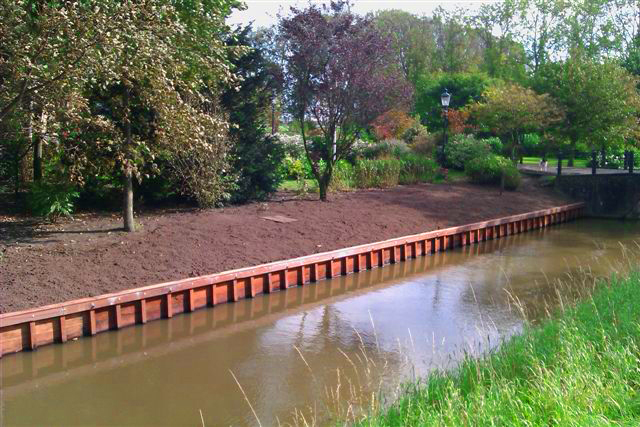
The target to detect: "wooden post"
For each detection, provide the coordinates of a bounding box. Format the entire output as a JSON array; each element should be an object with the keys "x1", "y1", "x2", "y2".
[
  {"x1": 166, "y1": 294, "x2": 173, "y2": 318},
  {"x1": 140, "y1": 299, "x2": 147, "y2": 324},
  {"x1": 89, "y1": 310, "x2": 97, "y2": 336},
  {"x1": 29, "y1": 321, "x2": 37, "y2": 350},
  {"x1": 59, "y1": 316, "x2": 67, "y2": 343}
]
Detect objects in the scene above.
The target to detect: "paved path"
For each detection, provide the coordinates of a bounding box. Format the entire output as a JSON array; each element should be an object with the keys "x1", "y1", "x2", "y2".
[{"x1": 519, "y1": 164, "x2": 638, "y2": 176}]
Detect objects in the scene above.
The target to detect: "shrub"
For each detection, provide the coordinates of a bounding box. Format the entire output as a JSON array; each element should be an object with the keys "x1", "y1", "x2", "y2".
[
  {"x1": 354, "y1": 158, "x2": 401, "y2": 188},
  {"x1": 28, "y1": 181, "x2": 80, "y2": 220},
  {"x1": 483, "y1": 137, "x2": 503, "y2": 155},
  {"x1": 361, "y1": 139, "x2": 411, "y2": 159},
  {"x1": 398, "y1": 154, "x2": 438, "y2": 184},
  {"x1": 444, "y1": 134, "x2": 491, "y2": 170},
  {"x1": 371, "y1": 109, "x2": 416, "y2": 140},
  {"x1": 329, "y1": 159, "x2": 354, "y2": 191},
  {"x1": 465, "y1": 154, "x2": 521, "y2": 190},
  {"x1": 403, "y1": 123, "x2": 436, "y2": 157}
]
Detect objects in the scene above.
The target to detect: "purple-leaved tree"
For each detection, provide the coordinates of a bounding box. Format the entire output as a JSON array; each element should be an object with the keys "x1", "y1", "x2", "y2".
[{"x1": 279, "y1": 1, "x2": 412, "y2": 200}]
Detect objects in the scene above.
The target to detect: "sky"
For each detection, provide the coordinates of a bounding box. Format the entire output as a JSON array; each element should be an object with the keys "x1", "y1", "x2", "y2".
[{"x1": 227, "y1": 0, "x2": 496, "y2": 29}]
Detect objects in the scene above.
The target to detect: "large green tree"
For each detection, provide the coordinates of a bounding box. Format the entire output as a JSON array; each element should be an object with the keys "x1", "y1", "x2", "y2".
[
  {"x1": 467, "y1": 83, "x2": 564, "y2": 160},
  {"x1": 536, "y1": 56, "x2": 640, "y2": 164},
  {"x1": 222, "y1": 27, "x2": 285, "y2": 203}
]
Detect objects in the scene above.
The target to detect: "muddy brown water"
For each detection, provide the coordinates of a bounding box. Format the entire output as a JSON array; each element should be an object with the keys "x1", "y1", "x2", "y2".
[{"x1": 1, "y1": 219, "x2": 639, "y2": 426}]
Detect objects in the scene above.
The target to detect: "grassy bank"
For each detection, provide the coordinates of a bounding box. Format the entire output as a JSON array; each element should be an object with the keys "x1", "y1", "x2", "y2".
[{"x1": 359, "y1": 270, "x2": 640, "y2": 426}]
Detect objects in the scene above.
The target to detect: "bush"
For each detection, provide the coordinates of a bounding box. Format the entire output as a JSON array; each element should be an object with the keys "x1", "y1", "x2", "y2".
[
  {"x1": 28, "y1": 181, "x2": 80, "y2": 220},
  {"x1": 465, "y1": 154, "x2": 521, "y2": 190},
  {"x1": 371, "y1": 109, "x2": 416, "y2": 140},
  {"x1": 444, "y1": 134, "x2": 491, "y2": 170},
  {"x1": 398, "y1": 154, "x2": 438, "y2": 184},
  {"x1": 361, "y1": 139, "x2": 411, "y2": 160},
  {"x1": 403, "y1": 123, "x2": 436, "y2": 157},
  {"x1": 329, "y1": 159, "x2": 354, "y2": 190},
  {"x1": 483, "y1": 137, "x2": 503, "y2": 155},
  {"x1": 354, "y1": 158, "x2": 402, "y2": 188}
]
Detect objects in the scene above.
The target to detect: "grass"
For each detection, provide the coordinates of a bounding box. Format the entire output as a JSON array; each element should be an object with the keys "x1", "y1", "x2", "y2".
[
  {"x1": 359, "y1": 268, "x2": 640, "y2": 426},
  {"x1": 278, "y1": 179, "x2": 318, "y2": 192},
  {"x1": 522, "y1": 156, "x2": 589, "y2": 168}
]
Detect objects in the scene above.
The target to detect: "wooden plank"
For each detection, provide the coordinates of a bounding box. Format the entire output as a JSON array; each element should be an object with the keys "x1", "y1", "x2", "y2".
[
  {"x1": 165, "y1": 294, "x2": 173, "y2": 318},
  {"x1": 88, "y1": 310, "x2": 96, "y2": 336},
  {"x1": 114, "y1": 304, "x2": 122, "y2": 330},
  {"x1": 140, "y1": 299, "x2": 147, "y2": 324},
  {"x1": 232, "y1": 279, "x2": 240, "y2": 301},
  {"x1": 29, "y1": 321, "x2": 37, "y2": 350},
  {"x1": 59, "y1": 316, "x2": 67, "y2": 343},
  {"x1": 188, "y1": 289, "x2": 195, "y2": 312}
]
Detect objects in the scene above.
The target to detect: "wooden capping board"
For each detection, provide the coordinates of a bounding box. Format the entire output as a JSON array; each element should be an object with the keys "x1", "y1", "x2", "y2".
[{"x1": 0, "y1": 203, "x2": 584, "y2": 356}]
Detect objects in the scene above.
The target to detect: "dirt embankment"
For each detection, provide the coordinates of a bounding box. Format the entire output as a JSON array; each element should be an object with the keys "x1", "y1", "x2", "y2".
[{"x1": 1, "y1": 178, "x2": 569, "y2": 313}]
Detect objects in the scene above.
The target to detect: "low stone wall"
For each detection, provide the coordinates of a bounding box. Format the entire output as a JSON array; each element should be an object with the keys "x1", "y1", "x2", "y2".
[{"x1": 555, "y1": 174, "x2": 640, "y2": 218}]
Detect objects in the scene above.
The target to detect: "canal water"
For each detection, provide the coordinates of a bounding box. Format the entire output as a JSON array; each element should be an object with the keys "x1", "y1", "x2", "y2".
[{"x1": 1, "y1": 219, "x2": 639, "y2": 426}]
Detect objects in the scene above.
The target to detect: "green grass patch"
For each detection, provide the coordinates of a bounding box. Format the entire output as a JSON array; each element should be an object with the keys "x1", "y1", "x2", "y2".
[
  {"x1": 359, "y1": 270, "x2": 640, "y2": 426},
  {"x1": 522, "y1": 157, "x2": 589, "y2": 168},
  {"x1": 278, "y1": 179, "x2": 318, "y2": 192}
]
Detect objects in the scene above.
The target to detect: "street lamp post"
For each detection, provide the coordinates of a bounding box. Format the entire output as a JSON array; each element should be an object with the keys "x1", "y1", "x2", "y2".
[{"x1": 441, "y1": 89, "x2": 451, "y2": 164}]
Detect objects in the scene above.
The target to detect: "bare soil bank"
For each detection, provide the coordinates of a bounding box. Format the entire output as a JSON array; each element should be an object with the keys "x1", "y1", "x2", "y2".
[{"x1": 1, "y1": 179, "x2": 568, "y2": 313}]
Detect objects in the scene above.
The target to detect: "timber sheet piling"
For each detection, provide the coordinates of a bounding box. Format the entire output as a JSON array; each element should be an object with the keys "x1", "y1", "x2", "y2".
[{"x1": 0, "y1": 203, "x2": 585, "y2": 357}]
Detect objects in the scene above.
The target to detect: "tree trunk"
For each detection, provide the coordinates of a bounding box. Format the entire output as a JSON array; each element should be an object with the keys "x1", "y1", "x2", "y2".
[
  {"x1": 123, "y1": 169, "x2": 135, "y2": 232},
  {"x1": 123, "y1": 86, "x2": 135, "y2": 232},
  {"x1": 568, "y1": 140, "x2": 576, "y2": 167},
  {"x1": 33, "y1": 136, "x2": 42, "y2": 181},
  {"x1": 318, "y1": 177, "x2": 328, "y2": 201}
]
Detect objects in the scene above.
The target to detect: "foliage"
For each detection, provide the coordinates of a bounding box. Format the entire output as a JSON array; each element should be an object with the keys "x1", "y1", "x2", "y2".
[
  {"x1": 222, "y1": 28, "x2": 285, "y2": 203},
  {"x1": 329, "y1": 160, "x2": 355, "y2": 191},
  {"x1": 403, "y1": 124, "x2": 436, "y2": 157},
  {"x1": 467, "y1": 83, "x2": 564, "y2": 160},
  {"x1": 484, "y1": 137, "x2": 503, "y2": 154},
  {"x1": 413, "y1": 72, "x2": 497, "y2": 131},
  {"x1": 361, "y1": 270, "x2": 640, "y2": 426},
  {"x1": 522, "y1": 133, "x2": 542, "y2": 155},
  {"x1": 27, "y1": 181, "x2": 79, "y2": 220},
  {"x1": 465, "y1": 154, "x2": 521, "y2": 190},
  {"x1": 373, "y1": 10, "x2": 438, "y2": 83},
  {"x1": 361, "y1": 140, "x2": 411, "y2": 160},
  {"x1": 279, "y1": 0, "x2": 412, "y2": 200},
  {"x1": 536, "y1": 57, "x2": 640, "y2": 153},
  {"x1": 398, "y1": 155, "x2": 438, "y2": 185},
  {"x1": 371, "y1": 110, "x2": 416, "y2": 141},
  {"x1": 353, "y1": 158, "x2": 402, "y2": 188},
  {"x1": 446, "y1": 109, "x2": 474, "y2": 135},
  {"x1": 444, "y1": 134, "x2": 491, "y2": 170}
]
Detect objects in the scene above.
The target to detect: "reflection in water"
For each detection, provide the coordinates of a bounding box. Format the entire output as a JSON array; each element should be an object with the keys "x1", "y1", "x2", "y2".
[{"x1": 2, "y1": 219, "x2": 639, "y2": 426}]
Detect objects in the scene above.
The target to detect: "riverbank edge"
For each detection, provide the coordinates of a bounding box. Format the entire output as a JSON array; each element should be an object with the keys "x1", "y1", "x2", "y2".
[
  {"x1": 358, "y1": 268, "x2": 640, "y2": 426},
  {"x1": 0, "y1": 203, "x2": 584, "y2": 357}
]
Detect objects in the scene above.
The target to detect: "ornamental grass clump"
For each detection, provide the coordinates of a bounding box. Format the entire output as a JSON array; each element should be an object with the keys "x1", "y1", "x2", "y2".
[{"x1": 354, "y1": 158, "x2": 402, "y2": 188}]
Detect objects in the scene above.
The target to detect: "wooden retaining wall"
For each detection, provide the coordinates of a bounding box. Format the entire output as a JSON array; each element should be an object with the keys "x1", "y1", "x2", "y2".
[{"x1": 0, "y1": 203, "x2": 585, "y2": 357}]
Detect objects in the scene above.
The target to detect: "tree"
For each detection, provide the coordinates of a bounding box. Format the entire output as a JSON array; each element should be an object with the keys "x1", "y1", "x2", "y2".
[
  {"x1": 0, "y1": 1, "x2": 118, "y2": 195},
  {"x1": 279, "y1": 1, "x2": 412, "y2": 201},
  {"x1": 89, "y1": 0, "x2": 242, "y2": 230},
  {"x1": 373, "y1": 10, "x2": 438, "y2": 83},
  {"x1": 414, "y1": 72, "x2": 497, "y2": 131},
  {"x1": 467, "y1": 83, "x2": 564, "y2": 160},
  {"x1": 536, "y1": 56, "x2": 640, "y2": 164},
  {"x1": 222, "y1": 27, "x2": 285, "y2": 203}
]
